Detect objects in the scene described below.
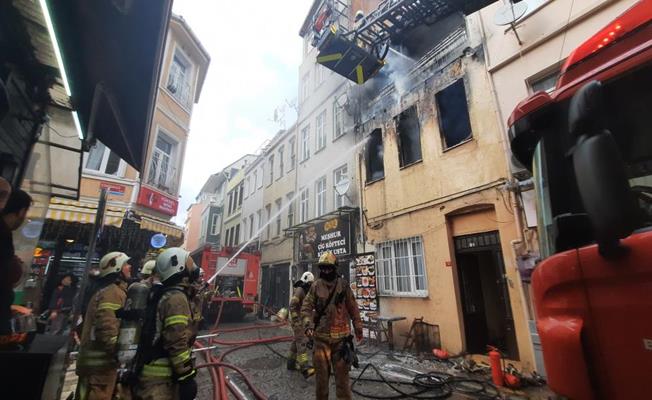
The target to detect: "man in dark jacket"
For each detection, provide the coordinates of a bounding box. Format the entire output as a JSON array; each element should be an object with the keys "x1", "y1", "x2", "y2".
[
  {"x1": 47, "y1": 274, "x2": 76, "y2": 334},
  {"x1": 0, "y1": 189, "x2": 32, "y2": 335}
]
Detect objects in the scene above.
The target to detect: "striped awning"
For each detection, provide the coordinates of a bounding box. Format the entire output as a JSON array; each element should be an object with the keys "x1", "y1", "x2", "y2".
[
  {"x1": 46, "y1": 197, "x2": 125, "y2": 228},
  {"x1": 140, "y1": 216, "x2": 184, "y2": 238}
]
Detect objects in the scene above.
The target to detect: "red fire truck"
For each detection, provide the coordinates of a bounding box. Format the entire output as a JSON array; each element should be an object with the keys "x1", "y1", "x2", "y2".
[
  {"x1": 193, "y1": 246, "x2": 260, "y2": 322},
  {"x1": 508, "y1": 2, "x2": 652, "y2": 399}
]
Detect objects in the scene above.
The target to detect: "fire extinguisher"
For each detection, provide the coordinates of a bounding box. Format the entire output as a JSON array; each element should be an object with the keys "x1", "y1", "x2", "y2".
[{"x1": 488, "y1": 346, "x2": 504, "y2": 387}]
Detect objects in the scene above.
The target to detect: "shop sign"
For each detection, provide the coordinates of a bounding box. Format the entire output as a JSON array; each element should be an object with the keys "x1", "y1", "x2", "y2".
[
  {"x1": 298, "y1": 215, "x2": 352, "y2": 261},
  {"x1": 100, "y1": 182, "x2": 126, "y2": 196},
  {"x1": 137, "y1": 186, "x2": 179, "y2": 216}
]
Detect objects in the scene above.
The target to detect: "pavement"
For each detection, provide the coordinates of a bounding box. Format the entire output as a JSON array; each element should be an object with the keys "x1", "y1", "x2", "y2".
[{"x1": 195, "y1": 315, "x2": 555, "y2": 400}]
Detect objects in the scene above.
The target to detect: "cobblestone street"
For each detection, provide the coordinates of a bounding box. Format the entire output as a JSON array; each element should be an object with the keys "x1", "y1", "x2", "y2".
[{"x1": 195, "y1": 316, "x2": 553, "y2": 400}]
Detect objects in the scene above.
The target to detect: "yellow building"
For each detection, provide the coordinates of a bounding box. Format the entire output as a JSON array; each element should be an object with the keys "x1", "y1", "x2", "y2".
[{"x1": 358, "y1": 12, "x2": 534, "y2": 369}]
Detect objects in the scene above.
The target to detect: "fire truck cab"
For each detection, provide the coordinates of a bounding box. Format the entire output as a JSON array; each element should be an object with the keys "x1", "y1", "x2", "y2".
[
  {"x1": 508, "y1": 2, "x2": 652, "y2": 399},
  {"x1": 193, "y1": 246, "x2": 260, "y2": 323}
]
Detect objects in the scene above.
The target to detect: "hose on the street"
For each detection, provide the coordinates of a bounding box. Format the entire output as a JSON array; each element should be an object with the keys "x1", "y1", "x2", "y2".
[{"x1": 196, "y1": 361, "x2": 270, "y2": 400}]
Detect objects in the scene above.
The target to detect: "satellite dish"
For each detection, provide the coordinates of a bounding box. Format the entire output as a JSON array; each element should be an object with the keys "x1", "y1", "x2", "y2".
[
  {"x1": 150, "y1": 233, "x2": 167, "y2": 249},
  {"x1": 335, "y1": 177, "x2": 351, "y2": 196},
  {"x1": 494, "y1": 2, "x2": 528, "y2": 26}
]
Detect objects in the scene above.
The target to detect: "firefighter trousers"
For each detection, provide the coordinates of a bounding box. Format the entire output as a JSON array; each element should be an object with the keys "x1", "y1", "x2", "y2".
[
  {"x1": 75, "y1": 370, "x2": 118, "y2": 400},
  {"x1": 288, "y1": 323, "x2": 310, "y2": 368},
  {"x1": 313, "y1": 338, "x2": 351, "y2": 400},
  {"x1": 133, "y1": 380, "x2": 178, "y2": 400}
]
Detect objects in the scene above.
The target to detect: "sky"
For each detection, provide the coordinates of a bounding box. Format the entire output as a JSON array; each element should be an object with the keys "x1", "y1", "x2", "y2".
[{"x1": 171, "y1": 1, "x2": 313, "y2": 224}]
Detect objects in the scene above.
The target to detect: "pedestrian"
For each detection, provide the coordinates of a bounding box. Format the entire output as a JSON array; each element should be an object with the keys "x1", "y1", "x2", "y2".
[
  {"x1": 134, "y1": 247, "x2": 198, "y2": 400},
  {"x1": 76, "y1": 251, "x2": 131, "y2": 400},
  {"x1": 47, "y1": 273, "x2": 76, "y2": 335},
  {"x1": 288, "y1": 271, "x2": 315, "y2": 378},
  {"x1": 301, "y1": 251, "x2": 363, "y2": 400},
  {"x1": 0, "y1": 189, "x2": 32, "y2": 336}
]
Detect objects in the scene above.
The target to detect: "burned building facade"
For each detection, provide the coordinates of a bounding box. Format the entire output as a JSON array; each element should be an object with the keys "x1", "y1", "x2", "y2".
[{"x1": 356, "y1": 12, "x2": 535, "y2": 369}]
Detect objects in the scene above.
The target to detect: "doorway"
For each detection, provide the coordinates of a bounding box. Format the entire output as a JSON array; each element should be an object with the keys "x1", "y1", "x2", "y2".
[
  {"x1": 454, "y1": 231, "x2": 519, "y2": 359},
  {"x1": 260, "y1": 263, "x2": 290, "y2": 312}
]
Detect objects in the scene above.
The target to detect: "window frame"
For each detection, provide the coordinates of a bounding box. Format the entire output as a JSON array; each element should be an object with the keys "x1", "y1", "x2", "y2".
[
  {"x1": 84, "y1": 141, "x2": 127, "y2": 178},
  {"x1": 278, "y1": 145, "x2": 285, "y2": 179},
  {"x1": 288, "y1": 137, "x2": 297, "y2": 171},
  {"x1": 395, "y1": 105, "x2": 423, "y2": 168},
  {"x1": 301, "y1": 125, "x2": 311, "y2": 162},
  {"x1": 147, "y1": 130, "x2": 179, "y2": 194},
  {"x1": 333, "y1": 100, "x2": 345, "y2": 140},
  {"x1": 365, "y1": 128, "x2": 385, "y2": 184},
  {"x1": 210, "y1": 213, "x2": 220, "y2": 236},
  {"x1": 376, "y1": 236, "x2": 428, "y2": 297},
  {"x1": 315, "y1": 110, "x2": 327, "y2": 152},
  {"x1": 268, "y1": 155, "x2": 275, "y2": 186},
  {"x1": 286, "y1": 192, "x2": 295, "y2": 227},
  {"x1": 166, "y1": 46, "x2": 195, "y2": 109},
  {"x1": 436, "y1": 79, "x2": 474, "y2": 151},
  {"x1": 333, "y1": 164, "x2": 348, "y2": 209},
  {"x1": 315, "y1": 176, "x2": 327, "y2": 217},
  {"x1": 300, "y1": 188, "x2": 310, "y2": 223},
  {"x1": 274, "y1": 198, "x2": 282, "y2": 237}
]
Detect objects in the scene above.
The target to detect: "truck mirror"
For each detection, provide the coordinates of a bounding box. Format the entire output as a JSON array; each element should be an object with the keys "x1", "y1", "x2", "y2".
[{"x1": 572, "y1": 131, "x2": 636, "y2": 256}]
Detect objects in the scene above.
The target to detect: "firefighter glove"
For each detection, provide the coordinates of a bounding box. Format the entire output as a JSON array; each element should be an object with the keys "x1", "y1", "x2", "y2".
[{"x1": 178, "y1": 376, "x2": 198, "y2": 400}]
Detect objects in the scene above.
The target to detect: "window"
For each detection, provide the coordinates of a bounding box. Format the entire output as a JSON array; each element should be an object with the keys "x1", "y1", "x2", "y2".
[
  {"x1": 257, "y1": 210, "x2": 262, "y2": 230},
  {"x1": 268, "y1": 155, "x2": 274, "y2": 185},
  {"x1": 147, "y1": 133, "x2": 177, "y2": 192},
  {"x1": 289, "y1": 137, "x2": 296, "y2": 170},
  {"x1": 530, "y1": 69, "x2": 560, "y2": 94},
  {"x1": 237, "y1": 183, "x2": 244, "y2": 209},
  {"x1": 86, "y1": 141, "x2": 124, "y2": 176},
  {"x1": 396, "y1": 106, "x2": 422, "y2": 167},
  {"x1": 376, "y1": 237, "x2": 427, "y2": 297},
  {"x1": 286, "y1": 192, "x2": 295, "y2": 227},
  {"x1": 278, "y1": 146, "x2": 285, "y2": 178},
  {"x1": 265, "y1": 204, "x2": 272, "y2": 240},
  {"x1": 225, "y1": 227, "x2": 231, "y2": 247},
  {"x1": 301, "y1": 125, "x2": 311, "y2": 161},
  {"x1": 167, "y1": 50, "x2": 193, "y2": 108},
  {"x1": 315, "y1": 63, "x2": 325, "y2": 86},
  {"x1": 244, "y1": 177, "x2": 250, "y2": 198},
  {"x1": 210, "y1": 213, "x2": 220, "y2": 236},
  {"x1": 275, "y1": 198, "x2": 282, "y2": 237},
  {"x1": 301, "y1": 72, "x2": 311, "y2": 103},
  {"x1": 315, "y1": 177, "x2": 327, "y2": 216},
  {"x1": 436, "y1": 79, "x2": 473, "y2": 149},
  {"x1": 234, "y1": 224, "x2": 240, "y2": 245},
  {"x1": 316, "y1": 110, "x2": 327, "y2": 151},
  {"x1": 227, "y1": 191, "x2": 234, "y2": 215},
  {"x1": 521, "y1": 0, "x2": 549, "y2": 19},
  {"x1": 242, "y1": 219, "x2": 248, "y2": 241},
  {"x1": 249, "y1": 215, "x2": 255, "y2": 239},
  {"x1": 257, "y1": 168, "x2": 264, "y2": 189},
  {"x1": 333, "y1": 164, "x2": 348, "y2": 209},
  {"x1": 333, "y1": 101, "x2": 344, "y2": 139},
  {"x1": 253, "y1": 171, "x2": 258, "y2": 194},
  {"x1": 300, "y1": 188, "x2": 309, "y2": 223},
  {"x1": 366, "y1": 129, "x2": 385, "y2": 182}
]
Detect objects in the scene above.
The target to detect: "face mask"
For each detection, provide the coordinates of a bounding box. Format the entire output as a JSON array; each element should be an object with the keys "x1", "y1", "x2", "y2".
[{"x1": 320, "y1": 270, "x2": 337, "y2": 282}]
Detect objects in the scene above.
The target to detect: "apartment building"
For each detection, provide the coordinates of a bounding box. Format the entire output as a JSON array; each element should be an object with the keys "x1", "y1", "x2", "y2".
[
  {"x1": 241, "y1": 154, "x2": 265, "y2": 252},
  {"x1": 354, "y1": 7, "x2": 536, "y2": 369},
  {"x1": 258, "y1": 127, "x2": 298, "y2": 311},
  {"x1": 289, "y1": 1, "x2": 362, "y2": 284},
  {"x1": 221, "y1": 155, "x2": 257, "y2": 248}
]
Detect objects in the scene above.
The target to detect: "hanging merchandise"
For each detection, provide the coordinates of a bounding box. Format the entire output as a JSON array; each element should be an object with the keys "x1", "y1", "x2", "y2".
[{"x1": 354, "y1": 253, "x2": 378, "y2": 338}]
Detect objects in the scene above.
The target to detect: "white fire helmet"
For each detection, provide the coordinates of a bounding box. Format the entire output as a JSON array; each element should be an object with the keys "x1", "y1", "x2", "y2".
[
  {"x1": 300, "y1": 271, "x2": 315, "y2": 284},
  {"x1": 99, "y1": 251, "x2": 130, "y2": 278},
  {"x1": 156, "y1": 247, "x2": 195, "y2": 283},
  {"x1": 140, "y1": 260, "x2": 156, "y2": 276}
]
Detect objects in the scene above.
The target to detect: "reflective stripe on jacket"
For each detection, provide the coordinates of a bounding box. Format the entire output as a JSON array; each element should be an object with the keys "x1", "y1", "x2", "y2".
[{"x1": 77, "y1": 281, "x2": 128, "y2": 374}]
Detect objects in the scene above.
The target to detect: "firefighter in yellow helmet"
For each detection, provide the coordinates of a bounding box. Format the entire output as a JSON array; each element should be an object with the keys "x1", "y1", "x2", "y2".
[
  {"x1": 288, "y1": 271, "x2": 315, "y2": 377},
  {"x1": 301, "y1": 251, "x2": 363, "y2": 400},
  {"x1": 134, "y1": 247, "x2": 198, "y2": 400},
  {"x1": 76, "y1": 251, "x2": 131, "y2": 400}
]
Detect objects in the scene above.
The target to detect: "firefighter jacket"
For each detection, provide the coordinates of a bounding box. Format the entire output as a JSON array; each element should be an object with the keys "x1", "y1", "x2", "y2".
[
  {"x1": 77, "y1": 280, "x2": 128, "y2": 374},
  {"x1": 140, "y1": 284, "x2": 196, "y2": 381},
  {"x1": 301, "y1": 277, "x2": 362, "y2": 343},
  {"x1": 289, "y1": 285, "x2": 307, "y2": 329}
]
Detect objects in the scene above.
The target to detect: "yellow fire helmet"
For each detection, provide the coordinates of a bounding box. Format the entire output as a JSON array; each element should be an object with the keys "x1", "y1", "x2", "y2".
[
  {"x1": 99, "y1": 251, "x2": 130, "y2": 278},
  {"x1": 317, "y1": 251, "x2": 337, "y2": 267}
]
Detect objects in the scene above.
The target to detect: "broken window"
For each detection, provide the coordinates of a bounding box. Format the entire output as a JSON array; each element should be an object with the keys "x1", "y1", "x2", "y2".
[
  {"x1": 396, "y1": 106, "x2": 422, "y2": 167},
  {"x1": 366, "y1": 129, "x2": 385, "y2": 183},
  {"x1": 436, "y1": 79, "x2": 473, "y2": 149}
]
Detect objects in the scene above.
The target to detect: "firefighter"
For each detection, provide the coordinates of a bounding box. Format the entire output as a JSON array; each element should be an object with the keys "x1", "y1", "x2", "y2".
[
  {"x1": 301, "y1": 251, "x2": 363, "y2": 400},
  {"x1": 287, "y1": 271, "x2": 315, "y2": 377},
  {"x1": 134, "y1": 247, "x2": 198, "y2": 400},
  {"x1": 138, "y1": 260, "x2": 156, "y2": 286},
  {"x1": 76, "y1": 251, "x2": 132, "y2": 400}
]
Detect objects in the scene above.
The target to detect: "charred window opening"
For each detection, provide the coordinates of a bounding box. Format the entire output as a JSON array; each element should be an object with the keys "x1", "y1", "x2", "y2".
[
  {"x1": 366, "y1": 129, "x2": 384, "y2": 183},
  {"x1": 436, "y1": 79, "x2": 473, "y2": 149},
  {"x1": 396, "y1": 106, "x2": 422, "y2": 168}
]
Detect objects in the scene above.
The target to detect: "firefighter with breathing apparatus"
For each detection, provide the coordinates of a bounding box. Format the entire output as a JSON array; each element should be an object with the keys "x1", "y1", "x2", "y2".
[
  {"x1": 287, "y1": 271, "x2": 316, "y2": 378},
  {"x1": 76, "y1": 251, "x2": 131, "y2": 400},
  {"x1": 138, "y1": 260, "x2": 156, "y2": 286},
  {"x1": 301, "y1": 251, "x2": 363, "y2": 400},
  {"x1": 133, "y1": 247, "x2": 199, "y2": 400}
]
